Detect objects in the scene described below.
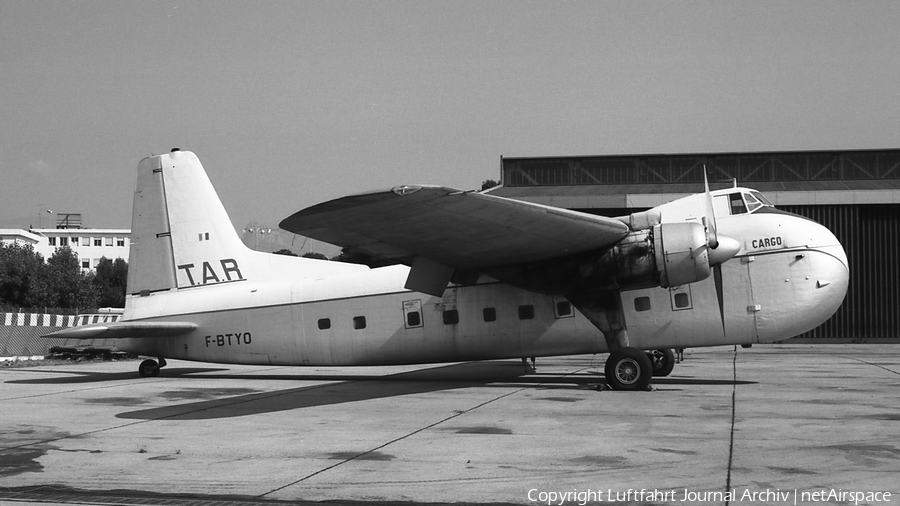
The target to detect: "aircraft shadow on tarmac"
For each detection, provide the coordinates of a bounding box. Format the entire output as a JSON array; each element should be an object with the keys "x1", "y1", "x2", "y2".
[
  {"x1": 98, "y1": 361, "x2": 756, "y2": 421},
  {"x1": 4, "y1": 360, "x2": 755, "y2": 420}
]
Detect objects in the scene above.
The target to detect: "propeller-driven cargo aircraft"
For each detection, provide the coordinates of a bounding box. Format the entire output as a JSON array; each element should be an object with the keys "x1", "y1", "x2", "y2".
[{"x1": 47, "y1": 150, "x2": 849, "y2": 390}]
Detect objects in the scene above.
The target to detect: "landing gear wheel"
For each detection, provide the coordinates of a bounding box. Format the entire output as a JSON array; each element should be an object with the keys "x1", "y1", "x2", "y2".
[
  {"x1": 647, "y1": 348, "x2": 676, "y2": 377},
  {"x1": 138, "y1": 359, "x2": 160, "y2": 377},
  {"x1": 604, "y1": 348, "x2": 653, "y2": 391}
]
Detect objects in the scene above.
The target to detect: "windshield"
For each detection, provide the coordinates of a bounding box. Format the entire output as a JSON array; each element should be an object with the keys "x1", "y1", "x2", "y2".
[{"x1": 750, "y1": 191, "x2": 773, "y2": 207}]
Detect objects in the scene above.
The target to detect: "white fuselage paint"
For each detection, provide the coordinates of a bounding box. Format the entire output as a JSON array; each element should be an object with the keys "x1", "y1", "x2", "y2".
[{"x1": 118, "y1": 211, "x2": 849, "y2": 366}]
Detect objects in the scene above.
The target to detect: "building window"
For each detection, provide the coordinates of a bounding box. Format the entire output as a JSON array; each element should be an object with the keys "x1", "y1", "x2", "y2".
[
  {"x1": 117, "y1": 238, "x2": 125, "y2": 247},
  {"x1": 634, "y1": 297, "x2": 651, "y2": 312},
  {"x1": 71, "y1": 237, "x2": 79, "y2": 245},
  {"x1": 82, "y1": 237, "x2": 89, "y2": 245},
  {"x1": 317, "y1": 318, "x2": 331, "y2": 330},
  {"x1": 353, "y1": 316, "x2": 366, "y2": 330},
  {"x1": 94, "y1": 238, "x2": 102, "y2": 246},
  {"x1": 60, "y1": 237, "x2": 68, "y2": 246},
  {"x1": 483, "y1": 307, "x2": 497, "y2": 322},
  {"x1": 48, "y1": 237, "x2": 56, "y2": 246},
  {"x1": 105, "y1": 237, "x2": 113, "y2": 246},
  {"x1": 442, "y1": 309, "x2": 459, "y2": 325},
  {"x1": 81, "y1": 260, "x2": 90, "y2": 269},
  {"x1": 518, "y1": 305, "x2": 535, "y2": 320}
]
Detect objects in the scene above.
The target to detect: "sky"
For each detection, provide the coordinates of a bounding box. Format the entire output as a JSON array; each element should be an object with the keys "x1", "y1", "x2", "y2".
[{"x1": 2, "y1": 1, "x2": 900, "y2": 234}]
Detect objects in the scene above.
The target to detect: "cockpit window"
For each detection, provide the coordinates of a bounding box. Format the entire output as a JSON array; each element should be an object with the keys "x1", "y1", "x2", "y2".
[
  {"x1": 751, "y1": 191, "x2": 773, "y2": 207},
  {"x1": 729, "y1": 193, "x2": 747, "y2": 215},
  {"x1": 744, "y1": 192, "x2": 763, "y2": 213}
]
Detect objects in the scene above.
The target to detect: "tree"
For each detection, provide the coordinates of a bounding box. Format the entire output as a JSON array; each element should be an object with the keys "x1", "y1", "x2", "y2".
[
  {"x1": 330, "y1": 247, "x2": 396, "y2": 268},
  {"x1": 27, "y1": 246, "x2": 99, "y2": 311},
  {"x1": 0, "y1": 242, "x2": 44, "y2": 308},
  {"x1": 93, "y1": 257, "x2": 128, "y2": 308},
  {"x1": 481, "y1": 179, "x2": 500, "y2": 191},
  {"x1": 301, "y1": 252, "x2": 329, "y2": 260},
  {"x1": 273, "y1": 249, "x2": 298, "y2": 257}
]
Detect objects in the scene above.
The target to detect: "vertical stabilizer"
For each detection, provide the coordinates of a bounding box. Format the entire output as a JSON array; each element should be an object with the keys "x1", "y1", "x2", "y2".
[{"x1": 126, "y1": 150, "x2": 252, "y2": 296}]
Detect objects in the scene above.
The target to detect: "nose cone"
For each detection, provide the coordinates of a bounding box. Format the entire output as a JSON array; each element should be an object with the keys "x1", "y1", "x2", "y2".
[
  {"x1": 750, "y1": 212, "x2": 849, "y2": 343},
  {"x1": 809, "y1": 222, "x2": 849, "y2": 318}
]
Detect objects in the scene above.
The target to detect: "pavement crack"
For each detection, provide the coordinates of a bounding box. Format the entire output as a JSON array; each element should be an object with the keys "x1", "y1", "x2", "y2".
[
  {"x1": 258, "y1": 367, "x2": 590, "y2": 498},
  {"x1": 811, "y1": 346, "x2": 900, "y2": 376},
  {"x1": 724, "y1": 345, "x2": 737, "y2": 506}
]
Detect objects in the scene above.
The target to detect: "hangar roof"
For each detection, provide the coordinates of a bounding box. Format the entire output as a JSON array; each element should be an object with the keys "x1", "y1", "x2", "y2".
[{"x1": 492, "y1": 149, "x2": 900, "y2": 208}]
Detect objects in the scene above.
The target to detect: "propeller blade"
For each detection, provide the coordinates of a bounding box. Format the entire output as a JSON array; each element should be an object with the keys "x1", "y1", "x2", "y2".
[
  {"x1": 714, "y1": 263, "x2": 726, "y2": 333},
  {"x1": 703, "y1": 165, "x2": 719, "y2": 249}
]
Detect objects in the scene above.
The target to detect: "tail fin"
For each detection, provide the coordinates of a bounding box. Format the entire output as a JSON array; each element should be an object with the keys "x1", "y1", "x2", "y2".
[{"x1": 127, "y1": 150, "x2": 252, "y2": 295}]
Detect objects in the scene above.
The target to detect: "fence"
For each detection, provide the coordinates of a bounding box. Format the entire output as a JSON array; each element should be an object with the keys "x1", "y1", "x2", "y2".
[{"x1": 0, "y1": 312, "x2": 121, "y2": 358}]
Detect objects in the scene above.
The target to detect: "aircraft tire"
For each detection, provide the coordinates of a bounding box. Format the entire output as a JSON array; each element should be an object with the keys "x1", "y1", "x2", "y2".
[
  {"x1": 605, "y1": 348, "x2": 653, "y2": 391},
  {"x1": 647, "y1": 349, "x2": 676, "y2": 377},
  {"x1": 138, "y1": 359, "x2": 160, "y2": 377}
]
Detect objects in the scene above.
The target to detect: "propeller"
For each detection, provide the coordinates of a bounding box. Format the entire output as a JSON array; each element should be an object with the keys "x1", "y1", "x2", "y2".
[
  {"x1": 703, "y1": 165, "x2": 719, "y2": 249},
  {"x1": 701, "y1": 165, "x2": 739, "y2": 333}
]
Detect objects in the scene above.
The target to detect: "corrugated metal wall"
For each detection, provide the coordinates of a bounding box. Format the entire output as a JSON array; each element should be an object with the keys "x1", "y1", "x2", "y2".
[{"x1": 781, "y1": 204, "x2": 899, "y2": 339}]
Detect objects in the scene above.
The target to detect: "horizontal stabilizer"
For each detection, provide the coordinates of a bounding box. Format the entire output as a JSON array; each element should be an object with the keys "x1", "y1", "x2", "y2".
[{"x1": 43, "y1": 322, "x2": 197, "y2": 340}]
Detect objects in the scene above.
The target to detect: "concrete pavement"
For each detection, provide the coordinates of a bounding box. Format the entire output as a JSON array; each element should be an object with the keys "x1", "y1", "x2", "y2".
[{"x1": 1, "y1": 344, "x2": 899, "y2": 505}]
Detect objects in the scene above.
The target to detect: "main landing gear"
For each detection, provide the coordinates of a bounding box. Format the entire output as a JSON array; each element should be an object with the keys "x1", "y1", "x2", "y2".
[
  {"x1": 138, "y1": 357, "x2": 167, "y2": 377},
  {"x1": 647, "y1": 348, "x2": 676, "y2": 377},
  {"x1": 604, "y1": 348, "x2": 653, "y2": 391},
  {"x1": 603, "y1": 348, "x2": 677, "y2": 390}
]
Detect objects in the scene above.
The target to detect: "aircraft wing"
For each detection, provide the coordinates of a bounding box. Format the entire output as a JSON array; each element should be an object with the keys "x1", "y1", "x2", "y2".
[
  {"x1": 280, "y1": 185, "x2": 630, "y2": 269},
  {"x1": 43, "y1": 322, "x2": 197, "y2": 339}
]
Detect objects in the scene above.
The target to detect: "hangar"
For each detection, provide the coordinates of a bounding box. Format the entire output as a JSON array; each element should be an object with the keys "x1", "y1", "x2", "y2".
[{"x1": 488, "y1": 149, "x2": 900, "y2": 341}]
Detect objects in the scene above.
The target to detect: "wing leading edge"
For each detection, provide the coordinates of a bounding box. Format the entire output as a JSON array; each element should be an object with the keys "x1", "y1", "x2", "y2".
[{"x1": 280, "y1": 185, "x2": 630, "y2": 270}]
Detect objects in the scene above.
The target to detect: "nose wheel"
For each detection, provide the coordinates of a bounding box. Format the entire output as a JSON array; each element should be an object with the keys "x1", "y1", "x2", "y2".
[{"x1": 604, "y1": 348, "x2": 653, "y2": 391}]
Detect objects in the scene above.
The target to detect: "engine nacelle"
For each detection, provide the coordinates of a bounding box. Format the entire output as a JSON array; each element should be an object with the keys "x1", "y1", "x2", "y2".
[
  {"x1": 652, "y1": 222, "x2": 711, "y2": 287},
  {"x1": 604, "y1": 221, "x2": 711, "y2": 289},
  {"x1": 483, "y1": 221, "x2": 714, "y2": 295}
]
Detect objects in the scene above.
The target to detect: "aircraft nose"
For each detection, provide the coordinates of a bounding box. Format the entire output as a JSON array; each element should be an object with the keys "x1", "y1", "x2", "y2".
[{"x1": 808, "y1": 220, "x2": 849, "y2": 317}]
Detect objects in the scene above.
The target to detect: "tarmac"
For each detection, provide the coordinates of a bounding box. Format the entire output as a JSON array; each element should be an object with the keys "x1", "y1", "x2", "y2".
[{"x1": 1, "y1": 344, "x2": 899, "y2": 506}]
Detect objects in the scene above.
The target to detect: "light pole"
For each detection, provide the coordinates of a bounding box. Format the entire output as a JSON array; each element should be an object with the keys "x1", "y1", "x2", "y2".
[{"x1": 243, "y1": 226, "x2": 271, "y2": 251}]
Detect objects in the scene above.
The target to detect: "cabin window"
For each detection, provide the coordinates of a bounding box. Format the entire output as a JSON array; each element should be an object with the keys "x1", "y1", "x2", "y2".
[
  {"x1": 555, "y1": 300, "x2": 573, "y2": 318},
  {"x1": 402, "y1": 300, "x2": 424, "y2": 329},
  {"x1": 483, "y1": 307, "x2": 497, "y2": 322},
  {"x1": 353, "y1": 316, "x2": 366, "y2": 329},
  {"x1": 518, "y1": 305, "x2": 535, "y2": 320},
  {"x1": 443, "y1": 309, "x2": 459, "y2": 325},
  {"x1": 634, "y1": 297, "x2": 651, "y2": 312},
  {"x1": 318, "y1": 318, "x2": 331, "y2": 330},
  {"x1": 669, "y1": 286, "x2": 693, "y2": 311}
]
